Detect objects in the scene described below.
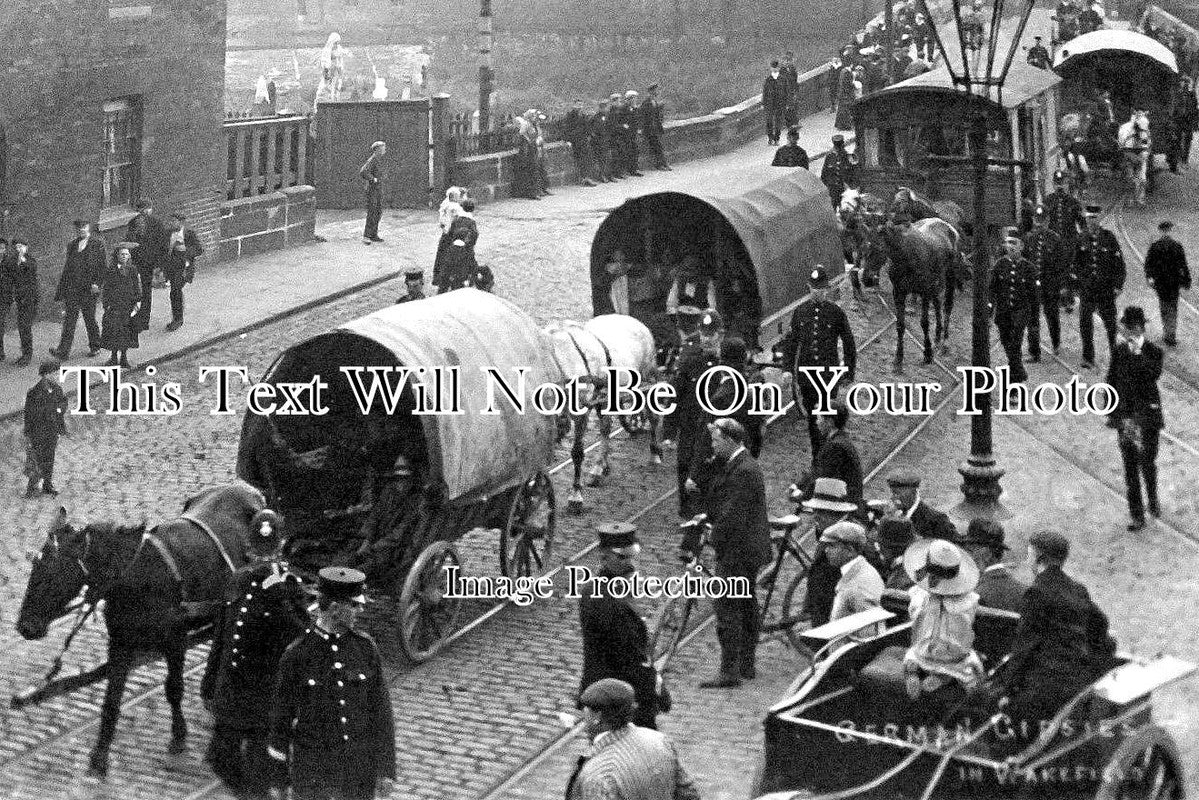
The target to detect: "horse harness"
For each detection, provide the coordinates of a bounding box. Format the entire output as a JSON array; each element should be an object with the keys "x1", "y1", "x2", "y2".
[
  {"x1": 136, "y1": 514, "x2": 239, "y2": 601},
  {"x1": 558, "y1": 327, "x2": 616, "y2": 408}
]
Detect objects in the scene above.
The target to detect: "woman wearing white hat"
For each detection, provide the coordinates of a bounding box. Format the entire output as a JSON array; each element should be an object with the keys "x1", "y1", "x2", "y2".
[{"x1": 901, "y1": 539, "x2": 984, "y2": 700}]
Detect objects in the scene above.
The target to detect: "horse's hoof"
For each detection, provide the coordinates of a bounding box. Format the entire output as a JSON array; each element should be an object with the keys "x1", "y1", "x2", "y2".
[{"x1": 167, "y1": 738, "x2": 186, "y2": 756}]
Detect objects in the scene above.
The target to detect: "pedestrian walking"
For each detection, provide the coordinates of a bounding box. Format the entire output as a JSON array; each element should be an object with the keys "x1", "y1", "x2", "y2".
[
  {"x1": 23, "y1": 359, "x2": 67, "y2": 497},
  {"x1": 1105, "y1": 306, "x2": 1164, "y2": 530},
  {"x1": 433, "y1": 186, "x2": 464, "y2": 287},
  {"x1": 164, "y1": 213, "x2": 203, "y2": 332},
  {"x1": 673, "y1": 310, "x2": 723, "y2": 517},
  {"x1": 1023, "y1": 207, "x2": 1065, "y2": 360},
  {"x1": 0, "y1": 238, "x2": 39, "y2": 366},
  {"x1": 1173, "y1": 76, "x2": 1198, "y2": 165},
  {"x1": 697, "y1": 418, "x2": 772, "y2": 688},
  {"x1": 640, "y1": 84, "x2": 670, "y2": 170},
  {"x1": 780, "y1": 266, "x2": 856, "y2": 461},
  {"x1": 202, "y1": 510, "x2": 309, "y2": 800},
  {"x1": 566, "y1": 679, "x2": 699, "y2": 800},
  {"x1": 1043, "y1": 172, "x2": 1084, "y2": 312},
  {"x1": 576, "y1": 523, "x2": 665, "y2": 730},
  {"x1": 51, "y1": 220, "x2": 105, "y2": 359},
  {"x1": 563, "y1": 99, "x2": 598, "y2": 186},
  {"x1": 268, "y1": 567, "x2": 396, "y2": 800},
  {"x1": 990, "y1": 232, "x2": 1038, "y2": 384},
  {"x1": 99, "y1": 243, "x2": 142, "y2": 368},
  {"x1": 1143, "y1": 220, "x2": 1190, "y2": 346},
  {"x1": 804, "y1": 399, "x2": 863, "y2": 509},
  {"x1": 820, "y1": 135, "x2": 857, "y2": 208},
  {"x1": 772, "y1": 127, "x2": 809, "y2": 167},
  {"x1": 360, "y1": 141, "x2": 386, "y2": 243},
  {"x1": 395, "y1": 269, "x2": 427, "y2": 303},
  {"x1": 762, "y1": 60, "x2": 789, "y2": 145},
  {"x1": 125, "y1": 198, "x2": 167, "y2": 332},
  {"x1": 1073, "y1": 205, "x2": 1126, "y2": 369}
]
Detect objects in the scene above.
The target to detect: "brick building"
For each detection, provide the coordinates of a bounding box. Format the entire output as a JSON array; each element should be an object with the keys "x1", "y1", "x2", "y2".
[{"x1": 0, "y1": 0, "x2": 227, "y2": 316}]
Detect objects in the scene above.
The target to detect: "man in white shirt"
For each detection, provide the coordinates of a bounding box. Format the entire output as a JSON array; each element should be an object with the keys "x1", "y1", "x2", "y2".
[{"x1": 821, "y1": 521, "x2": 884, "y2": 634}]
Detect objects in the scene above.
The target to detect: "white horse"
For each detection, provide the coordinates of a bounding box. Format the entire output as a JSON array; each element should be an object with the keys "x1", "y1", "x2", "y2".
[
  {"x1": 544, "y1": 315, "x2": 664, "y2": 513},
  {"x1": 1117, "y1": 112, "x2": 1152, "y2": 206}
]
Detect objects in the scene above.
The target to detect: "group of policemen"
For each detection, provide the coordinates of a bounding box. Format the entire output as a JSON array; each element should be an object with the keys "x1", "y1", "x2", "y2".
[
  {"x1": 201, "y1": 512, "x2": 395, "y2": 800},
  {"x1": 558, "y1": 84, "x2": 670, "y2": 188}
]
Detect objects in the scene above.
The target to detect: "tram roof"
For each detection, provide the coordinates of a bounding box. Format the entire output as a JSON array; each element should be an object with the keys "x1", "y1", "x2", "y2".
[
  {"x1": 864, "y1": 60, "x2": 1061, "y2": 110},
  {"x1": 1053, "y1": 29, "x2": 1179, "y2": 73}
]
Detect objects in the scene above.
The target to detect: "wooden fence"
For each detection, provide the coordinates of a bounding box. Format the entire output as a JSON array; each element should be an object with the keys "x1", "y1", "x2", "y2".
[{"x1": 223, "y1": 115, "x2": 314, "y2": 201}]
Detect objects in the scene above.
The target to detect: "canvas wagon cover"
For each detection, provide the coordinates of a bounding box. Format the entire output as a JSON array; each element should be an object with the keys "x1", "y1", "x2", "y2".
[
  {"x1": 1054, "y1": 29, "x2": 1179, "y2": 74},
  {"x1": 282, "y1": 289, "x2": 562, "y2": 502}
]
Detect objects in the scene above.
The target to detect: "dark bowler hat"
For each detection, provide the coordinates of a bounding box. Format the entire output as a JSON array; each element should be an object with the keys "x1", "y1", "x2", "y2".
[
  {"x1": 1159, "y1": 220, "x2": 1174, "y2": 231},
  {"x1": 1085, "y1": 204, "x2": 1102, "y2": 215},
  {"x1": 317, "y1": 566, "x2": 367, "y2": 603},
  {"x1": 135, "y1": 197, "x2": 153, "y2": 210},
  {"x1": 404, "y1": 269, "x2": 424, "y2": 280},
  {"x1": 809, "y1": 265, "x2": 830, "y2": 288},
  {"x1": 1034, "y1": 35, "x2": 1042, "y2": 39},
  {"x1": 886, "y1": 469, "x2": 921, "y2": 488},
  {"x1": 579, "y1": 678, "x2": 635, "y2": 712},
  {"x1": 1119, "y1": 305, "x2": 1147, "y2": 327},
  {"x1": 598, "y1": 522, "x2": 640, "y2": 555},
  {"x1": 39, "y1": 359, "x2": 61, "y2": 377},
  {"x1": 962, "y1": 517, "x2": 1008, "y2": 551}
]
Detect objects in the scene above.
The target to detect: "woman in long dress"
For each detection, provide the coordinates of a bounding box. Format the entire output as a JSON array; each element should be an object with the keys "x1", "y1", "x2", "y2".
[
  {"x1": 433, "y1": 186, "x2": 464, "y2": 287},
  {"x1": 100, "y1": 243, "x2": 142, "y2": 368}
]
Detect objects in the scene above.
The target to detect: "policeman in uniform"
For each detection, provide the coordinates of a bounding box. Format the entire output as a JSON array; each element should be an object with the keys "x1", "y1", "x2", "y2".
[
  {"x1": 673, "y1": 310, "x2": 723, "y2": 517},
  {"x1": 269, "y1": 567, "x2": 396, "y2": 800},
  {"x1": 395, "y1": 269, "x2": 426, "y2": 303},
  {"x1": 202, "y1": 510, "x2": 309, "y2": 800},
  {"x1": 1042, "y1": 171, "x2": 1084, "y2": 311},
  {"x1": 990, "y1": 231, "x2": 1038, "y2": 383},
  {"x1": 820, "y1": 135, "x2": 857, "y2": 209},
  {"x1": 781, "y1": 266, "x2": 856, "y2": 463},
  {"x1": 1026, "y1": 35, "x2": 1051, "y2": 69},
  {"x1": 1073, "y1": 205, "x2": 1126, "y2": 368},
  {"x1": 1023, "y1": 207, "x2": 1065, "y2": 360}
]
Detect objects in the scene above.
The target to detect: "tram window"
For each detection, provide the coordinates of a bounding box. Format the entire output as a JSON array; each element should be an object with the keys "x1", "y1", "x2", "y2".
[{"x1": 880, "y1": 128, "x2": 901, "y2": 166}]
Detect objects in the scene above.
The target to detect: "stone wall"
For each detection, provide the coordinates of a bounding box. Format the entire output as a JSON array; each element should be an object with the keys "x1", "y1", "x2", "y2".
[
  {"x1": 451, "y1": 62, "x2": 838, "y2": 203},
  {"x1": 218, "y1": 186, "x2": 316, "y2": 261}
]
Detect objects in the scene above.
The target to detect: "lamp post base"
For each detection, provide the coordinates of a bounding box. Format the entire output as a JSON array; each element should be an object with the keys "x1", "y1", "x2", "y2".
[{"x1": 954, "y1": 455, "x2": 1009, "y2": 520}]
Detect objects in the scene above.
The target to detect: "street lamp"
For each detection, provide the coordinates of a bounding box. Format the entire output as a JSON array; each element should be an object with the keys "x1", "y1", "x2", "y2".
[{"x1": 914, "y1": 0, "x2": 1037, "y2": 515}]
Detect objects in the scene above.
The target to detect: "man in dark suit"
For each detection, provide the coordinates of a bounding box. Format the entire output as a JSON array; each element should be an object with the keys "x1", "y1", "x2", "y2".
[
  {"x1": 1144, "y1": 220, "x2": 1191, "y2": 346},
  {"x1": 202, "y1": 511, "x2": 309, "y2": 800},
  {"x1": 562, "y1": 99, "x2": 597, "y2": 187},
  {"x1": 125, "y1": 198, "x2": 168, "y2": 331},
  {"x1": 1026, "y1": 35, "x2": 1051, "y2": 68},
  {"x1": 805, "y1": 399, "x2": 863, "y2": 508},
  {"x1": 821, "y1": 135, "x2": 857, "y2": 209},
  {"x1": 1024, "y1": 207, "x2": 1065, "y2": 360},
  {"x1": 887, "y1": 470, "x2": 959, "y2": 541},
  {"x1": 24, "y1": 360, "x2": 68, "y2": 497},
  {"x1": 781, "y1": 266, "x2": 856, "y2": 462},
  {"x1": 780, "y1": 51, "x2": 800, "y2": 127},
  {"x1": 1042, "y1": 171, "x2": 1084, "y2": 312},
  {"x1": 698, "y1": 418, "x2": 772, "y2": 688},
  {"x1": 395, "y1": 269, "x2": 427, "y2": 303},
  {"x1": 1105, "y1": 306, "x2": 1164, "y2": 531},
  {"x1": 51, "y1": 220, "x2": 105, "y2": 359},
  {"x1": 1, "y1": 239, "x2": 39, "y2": 366},
  {"x1": 590, "y1": 98, "x2": 614, "y2": 183},
  {"x1": 960, "y1": 518, "x2": 1027, "y2": 612},
  {"x1": 359, "y1": 141, "x2": 386, "y2": 244},
  {"x1": 618, "y1": 91, "x2": 643, "y2": 177},
  {"x1": 992, "y1": 531, "x2": 1116, "y2": 748},
  {"x1": 164, "y1": 212, "x2": 204, "y2": 332},
  {"x1": 990, "y1": 232, "x2": 1038, "y2": 383},
  {"x1": 772, "y1": 127, "x2": 810, "y2": 168},
  {"x1": 676, "y1": 310, "x2": 723, "y2": 517},
  {"x1": 576, "y1": 523, "x2": 661, "y2": 728},
  {"x1": 762, "y1": 60, "x2": 789, "y2": 146},
  {"x1": 640, "y1": 83, "x2": 670, "y2": 171},
  {"x1": 1073, "y1": 204, "x2": 1126, "y2": 368}
]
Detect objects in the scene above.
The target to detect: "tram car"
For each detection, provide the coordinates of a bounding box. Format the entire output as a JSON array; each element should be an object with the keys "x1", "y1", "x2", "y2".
[{"x1": 851, "y1": 61, "x2": 1062, "y2": 230}]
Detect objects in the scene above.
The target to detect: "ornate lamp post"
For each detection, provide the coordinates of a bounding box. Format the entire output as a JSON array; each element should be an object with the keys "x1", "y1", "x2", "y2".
[{"x1": 913, "y1": 0, "x2": 1037, "y2": 515}]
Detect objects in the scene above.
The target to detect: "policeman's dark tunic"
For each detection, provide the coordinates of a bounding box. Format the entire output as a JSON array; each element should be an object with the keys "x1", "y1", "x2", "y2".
[
  {"x1": 1023, "y1": 227, "x2": 1064, "y2": 355},
  {"x1": 670, "y1": 340, "x2": 719, "y2": 516},
  {"x1": 783, "y1": 297, "x2": 856, "y2": 461},
  {"x1": 989, "y1": 255, "x2": 1038, "y2": 382},
  {"x1": 1072, "y1": 227, "x2": 1125, "y2": 363}
]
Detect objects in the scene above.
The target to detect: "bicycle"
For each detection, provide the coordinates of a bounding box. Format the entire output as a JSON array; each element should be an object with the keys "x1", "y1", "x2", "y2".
[
  {"x1": 758, "y1": 511, "x2": 816, "y2": 650},
  {"x1": 648, "y1": 514, "x2": 712, "y2": 671}
]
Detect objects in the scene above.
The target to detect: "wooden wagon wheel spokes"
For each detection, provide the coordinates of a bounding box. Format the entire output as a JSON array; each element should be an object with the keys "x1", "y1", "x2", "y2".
[
  {"x1": 397, "y1": 542, "x2": 463, "y2": 663},
  {"x1": 1096, "y1": 724, "x2": 1185, "y2": 800},
  {"x1": 500, "y1": 471, "x2": 557, "y2": 578}
]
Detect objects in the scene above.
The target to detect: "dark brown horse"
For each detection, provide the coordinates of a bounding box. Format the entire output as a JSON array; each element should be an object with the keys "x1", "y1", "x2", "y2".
[
  {"x1": 16, "y1": 481, "x2": 266, "y2": 778},
  {"x1": 880, "y1": 217, "x2": 961, "y2": 371}
]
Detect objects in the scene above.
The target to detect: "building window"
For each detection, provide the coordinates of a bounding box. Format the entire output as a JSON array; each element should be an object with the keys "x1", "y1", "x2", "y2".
[{"x1": 101, "y1": 98, "x2": 141, "y2": 209}]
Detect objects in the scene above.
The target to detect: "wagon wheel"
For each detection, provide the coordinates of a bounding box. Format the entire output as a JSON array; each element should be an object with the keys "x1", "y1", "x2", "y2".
[
  {"x1": 397, "y1": 541, "x2": 463, "y2": 663},
  {"x1": 500, "y1": 471, "x2": 556, "y2": 578},
  {"x1": 1094, "y1": 724, "x2": 1185, "y2": 800}
]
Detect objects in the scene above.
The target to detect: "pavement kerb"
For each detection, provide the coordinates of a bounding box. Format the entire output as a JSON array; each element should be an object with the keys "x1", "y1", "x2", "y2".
[{"x1": 0, "y1": 133, "x2": 855, "y2": 425}]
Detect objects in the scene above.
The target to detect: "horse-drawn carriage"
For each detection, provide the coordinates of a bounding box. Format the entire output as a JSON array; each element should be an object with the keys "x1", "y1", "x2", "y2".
[
  {"x1": 588, "y1": 167, "x2": 844, "y2": 358},
  {"x1": 236, "y1": 288, "x2": 559, "y2": 662},
  {"x1": 752, "y1": 604, "x2": 1196, "y2": 800}
]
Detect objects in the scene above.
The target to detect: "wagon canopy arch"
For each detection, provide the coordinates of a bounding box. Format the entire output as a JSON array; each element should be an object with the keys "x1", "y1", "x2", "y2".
[{"x1": 1053, "y1": 29, "x2": 1179, "y2": 128}]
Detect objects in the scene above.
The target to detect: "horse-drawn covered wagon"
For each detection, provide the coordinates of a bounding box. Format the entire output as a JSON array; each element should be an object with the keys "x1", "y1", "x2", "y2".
[
  {"x1": 588, "y1": 167, "x2": 844, "y2": 356},
  {"x1": 236, "y1": 288, "x2": 559, "y2": 661},
  {"x1": 852, "y1": 61, "x2": 1062, "y2": 229},
  {"x1": 752, "y1": 604, "x2": 1196, "y2": 800}
]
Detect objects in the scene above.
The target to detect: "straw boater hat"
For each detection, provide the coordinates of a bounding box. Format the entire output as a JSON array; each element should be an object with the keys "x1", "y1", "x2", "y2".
[
  {"x1": 902, "y1": 539, "x2": 980, "y2": 596},
  {"x1": 801, "y1": 477, "x2": 859, "y2": 513}
]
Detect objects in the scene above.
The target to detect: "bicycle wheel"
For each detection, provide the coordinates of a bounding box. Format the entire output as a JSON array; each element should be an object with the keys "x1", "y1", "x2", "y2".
[
  {"x1": 650, "y1": 596, "x2": 694, "y2": 669},
  {"x1": 759, "y1": 557, "x2": 810, "y2": 635}
]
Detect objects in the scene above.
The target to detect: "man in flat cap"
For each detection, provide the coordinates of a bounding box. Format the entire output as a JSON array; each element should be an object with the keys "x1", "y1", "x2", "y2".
[
  {"x1": 821, "y1": 521, "x2": 884, "y2": 633},
  {"x1": 1023, "y1": 206, "x2": 1065, "y2": 361},
  {"x1": 164, "y1": 212, "x2": 204, "y2": 331},
  {"x1": 567, "y1": 679, "x2": 699, "y2": 800},
  {"x1": 1072, "y1": 205, "x2": 1125, "y2": 369},
  {"x1": 269, "y1": 567, "x2": 395, "y2": 799},
  {"x1": 886, "y1": 470, "x2": 958, "y2": 542},
  {"x1": 959, "y1": 518, "x2": 1026, "y2": 612},
  {"x1": 772, "y1": 127, "x2": 809, "y2": 168},
  {"x1": 51, "y1": 219, "x2": 105, "y2": 359},
  {"x1": 698, "y1": 418, "x2": 772, "y2": 688},
  {"x1": 781, "y1": 265, "x2": 856, "y2": 461},
  {"x1": 0, "y1": 237, "x2": 39, "y2": 366},
  {"x1": 990, "y1": 232, "x2": 1038, "y2": 383},
  {"x1": 360, "y1": 141, "x2": 387, "y2": 244},
  {"x1": 396, "y1": 269, "x2": 427, "y2": 303},
  {"x1": 125, "y1": 198, "x2": 168, "y2": 331},
  {"x1": 799, "y1": 477, "x2": 864, "y2": 626},
  {"x1": 640, "y1": 84, "x2": 670, "y2": 171},
  {"x1": 821, "y1": 135, "x2": 857, "y2": 209},
  {"x1": 23, "y1": 359, "x2": 68, "y2": 497},
  {"x1": 1105, "y1": 306, "x2": 1164, "y2": 531},
  {"x1": 203, "y1": 509, "x2": 309, "y2": 800},
  {"x1": 1144, "y1": 220, "x2": 1190, "y2": 346},
  {"x1": 990, "y1": 531, "x2": 1115, "y2": 746},
  {"x1": 576, "y1": 523, "x2": 663, "y2": 729}
]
